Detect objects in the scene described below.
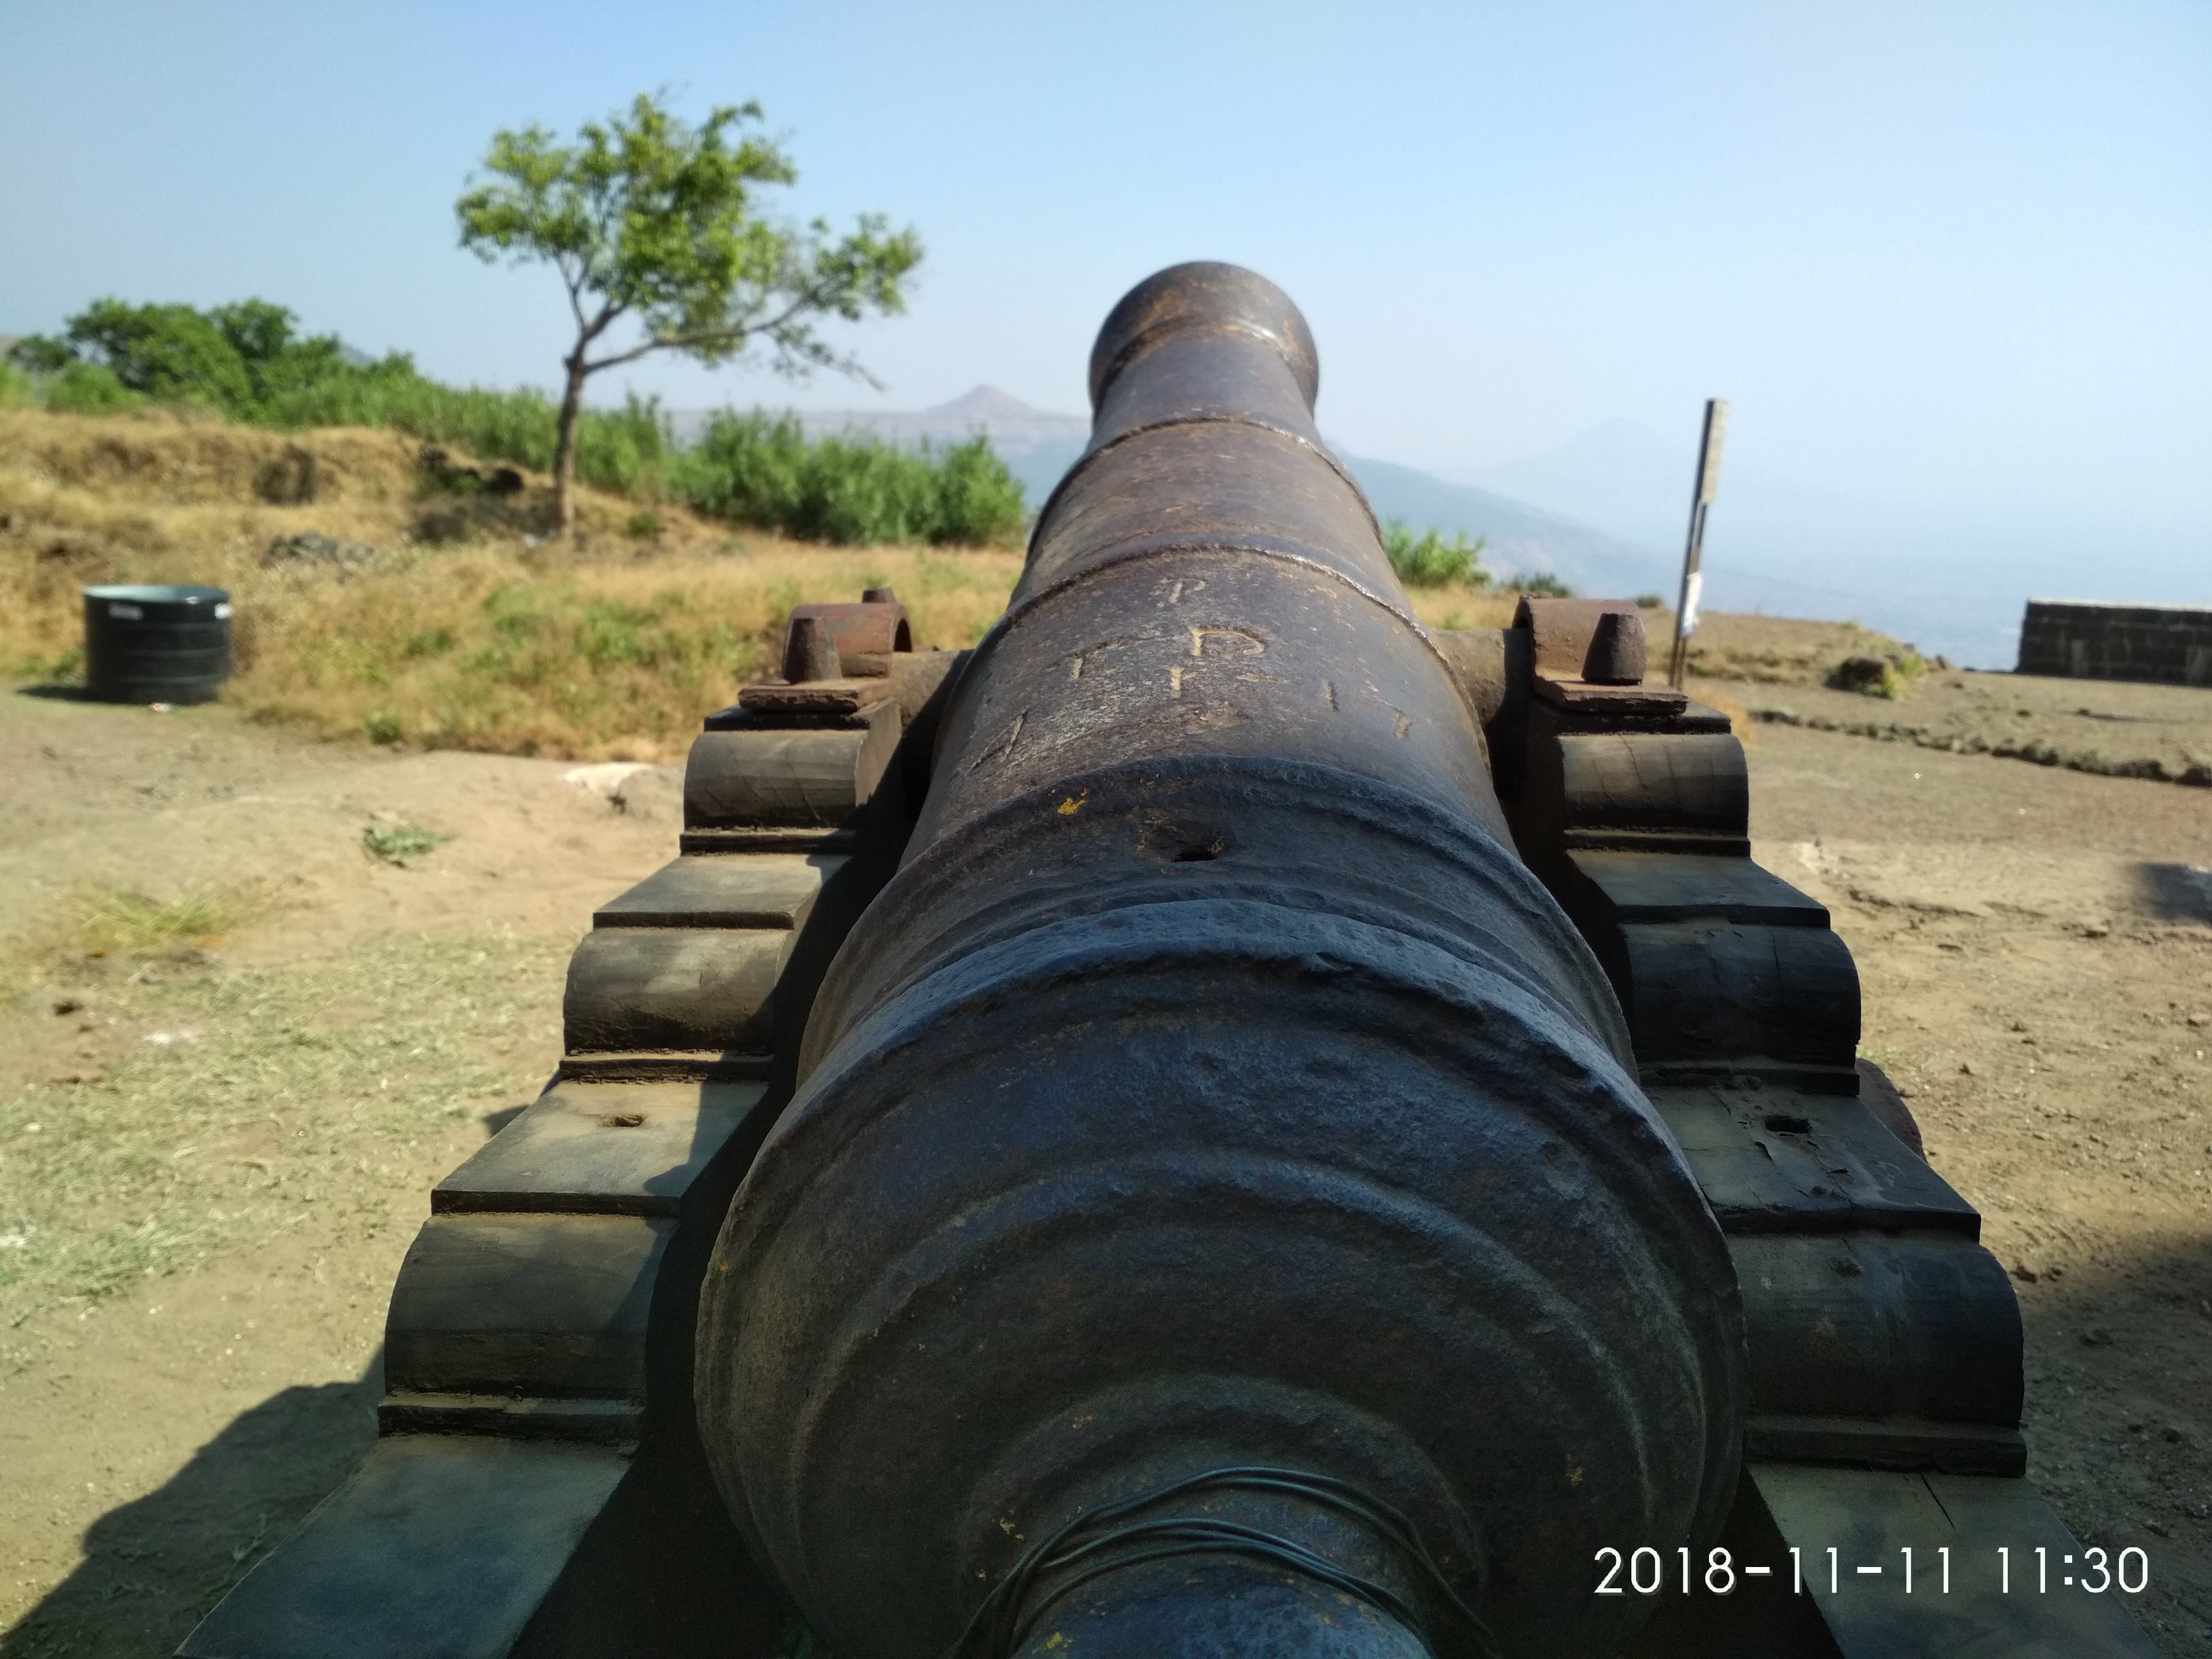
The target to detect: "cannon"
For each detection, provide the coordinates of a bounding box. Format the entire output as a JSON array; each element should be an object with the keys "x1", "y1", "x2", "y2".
[{"x1": 185, "y1": 265, "x2": 2157, "y2": 1658}]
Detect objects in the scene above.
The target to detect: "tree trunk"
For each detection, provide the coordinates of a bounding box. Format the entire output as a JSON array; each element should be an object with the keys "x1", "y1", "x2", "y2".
[{"x1": 552, "y1": 350, "x2": 589, "y2": 538}]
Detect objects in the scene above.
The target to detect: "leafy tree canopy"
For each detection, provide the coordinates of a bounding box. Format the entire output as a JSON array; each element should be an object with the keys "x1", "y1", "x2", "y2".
[
  {"x1": 13, "y1": 298, "x2": 375, "y2": 414},
  {"x1": 455, "y1": 90, "x2": 923, "y2": 531},
  {"x1": 457, "y1": 93, "x2": 920, "y2": 379}
]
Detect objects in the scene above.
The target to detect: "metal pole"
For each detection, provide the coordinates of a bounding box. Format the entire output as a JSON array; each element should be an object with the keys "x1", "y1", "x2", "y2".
[{"x1": 1666, "y1": 398, "x2": 1728, "y2": 689}]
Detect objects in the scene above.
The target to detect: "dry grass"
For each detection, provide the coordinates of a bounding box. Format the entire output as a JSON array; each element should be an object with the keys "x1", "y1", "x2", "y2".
[
  {"x1": 74, "y1": 885, "x2": 263, "y2": 956},
  {"x1": 1405, "y1": 589, "x2": 1523, "y2": 633},
  {"x1": 1, "y1": 408, "x2": 1023, "y2": 760},
  {"x1": 0, "y1": 929, "x2": 560, "y2": 1326},
  {"x1": 0, "y1": 882, "x2": 275, "y2": 1002},
  {"x1": 4, "y1": 408, "x2": 1792, "y2": 761},
  {"x1": 1687, "y1": 684, "x2": 1759, "y2": 744},
  {"x1": 1646, "y1": 606, "x2": 1920, "y2": 687}
]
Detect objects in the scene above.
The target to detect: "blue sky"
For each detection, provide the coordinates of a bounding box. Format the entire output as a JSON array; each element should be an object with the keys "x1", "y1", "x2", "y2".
[{"x1": 4, "y1": 1, "x2": 2207, "y2": 612}]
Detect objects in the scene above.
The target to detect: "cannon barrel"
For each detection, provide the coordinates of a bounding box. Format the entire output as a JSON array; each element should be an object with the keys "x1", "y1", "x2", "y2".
[{"x1": 696, "y1": 264, "x2": 1746, "y2": 1657}]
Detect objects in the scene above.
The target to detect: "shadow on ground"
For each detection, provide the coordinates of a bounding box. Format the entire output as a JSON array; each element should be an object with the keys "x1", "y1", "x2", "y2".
[
  {"x1": 2138, "y1": 862, "x2": 2212, "y2": 926},
  {"x1": 0, "y1": 1358, "x2": 381, "y2": 1659},
  {"x1": 2019, "y1": 1235, "x2": 2212, "y2": 1655}
]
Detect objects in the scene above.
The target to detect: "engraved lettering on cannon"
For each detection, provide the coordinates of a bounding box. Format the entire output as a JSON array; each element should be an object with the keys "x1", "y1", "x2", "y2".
[
  {"x1": 966, "y1": 711, "x2": 1026, "y2": 770},
  {"x1": 1189, "y1": 626, "x2": 1266, "y2": 659},
  {"x1": 1066, "y1": 638, "x2": 1135, "y2": 682}
]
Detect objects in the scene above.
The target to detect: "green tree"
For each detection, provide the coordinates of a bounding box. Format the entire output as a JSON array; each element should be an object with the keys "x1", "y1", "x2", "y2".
[
  {"x1": 61, "y1": 299, "x2": 255, "y2": 409},
  {"x1": 456, "y1": 91, "x2": 922, "y2": 535},
  {"x1": 16, "y1": 297, "x2": 355, "y2": 417}
]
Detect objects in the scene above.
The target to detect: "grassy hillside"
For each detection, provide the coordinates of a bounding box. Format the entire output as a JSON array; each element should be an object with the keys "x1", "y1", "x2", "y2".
[
  {"x1": 0, "y1": 408, "x2": 1024, "y2": 760},
  {"x1": 6, "y1": 408, "x2": 1919, "y2": 763}
]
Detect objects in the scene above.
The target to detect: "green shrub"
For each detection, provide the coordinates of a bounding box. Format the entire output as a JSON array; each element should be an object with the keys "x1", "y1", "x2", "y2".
[
  {"x1": 1381, "y1": 521, "x2": 1489, "y2": 588},
  {"x1": 13, "y1": 294, "x2": 1026, "y2": 544},
  {"x1": 1510, "y1": 572, "x2": 1576, "y2": 598},
  {"x1": 1828, "y1": 648, "x2": 1925, "y2": 699},
  {"x1": 41, "y1": 361, "x2": 144, "y2": 414},
  {"x1": 0, "y1": 360, "x2": 40, "y2": 410},
  {"x1": 669, "y1": 414, "x2": 1024, "y2": 546}
]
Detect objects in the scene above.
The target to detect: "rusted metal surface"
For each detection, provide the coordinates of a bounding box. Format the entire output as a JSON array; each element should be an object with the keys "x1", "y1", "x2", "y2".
[
  {"x1": 780, "y1": 613, "x2": 842, "y2": 682},
  {"x1": 780, "y1": 595, "x2": 912, "y2": 676},
  {"x1": 697, "y1": 264, "x2": 1745, "y2": 1659}
]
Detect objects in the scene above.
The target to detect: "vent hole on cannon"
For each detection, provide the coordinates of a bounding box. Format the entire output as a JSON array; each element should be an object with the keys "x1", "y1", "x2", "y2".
[
  {"x1": 1763, "y1": 1113, "x2": 1812, "y2": 1135},
  {"x1": 1137, "y1": 815, "x2": 1230, "y2": 865}
]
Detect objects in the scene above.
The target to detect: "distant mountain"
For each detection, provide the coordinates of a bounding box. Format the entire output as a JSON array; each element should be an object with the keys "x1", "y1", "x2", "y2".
[
  {"x1": 1461, "y1": 421, "x2": 2044, "y2": 667},
  {"x1": 671, "y1": 387, "x2": 1670, "y2": 598},
  {"x1": 655, "y1": 392, "x2": 2208, "y2": 668},
  {"x1": 1334, "y1": 452, "x2": 1673, "y2": 598}
]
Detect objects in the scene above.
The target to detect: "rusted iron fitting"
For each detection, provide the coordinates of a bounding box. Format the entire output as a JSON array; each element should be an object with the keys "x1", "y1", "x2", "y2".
[
  {"x1": 779, "y1": 593, "x2": 911, "y2": 682},
  {"x1": 698, "y1": 265, "x2": 1745, "y2": 1659},
  {"x1": 1518, "y1": 597, "x2": 1648, "y2": 685}
]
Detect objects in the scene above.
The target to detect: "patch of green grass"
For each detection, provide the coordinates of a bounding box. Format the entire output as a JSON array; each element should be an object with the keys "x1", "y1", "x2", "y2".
[
  {"x1": 7, "y1": 644, "x2": 84, "y2": 684},
  {"x1": 363, "y1": 823, "x2": 450, "y2": 862},
  {"x1": 0, "y1": 931, "x2": 562, "y2": 1325},
  {"x1": 76, "y1": 885, "x2": 260, "y2": 956}
]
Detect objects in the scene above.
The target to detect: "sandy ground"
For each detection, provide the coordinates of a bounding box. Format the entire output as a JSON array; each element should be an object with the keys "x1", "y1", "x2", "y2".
[
  {"x1": 0, "y1": 686, "x2": 2206, "y2": 1655},
  {"x1": 0, "y1": 692, "x2": 678, "y2": 1657}
]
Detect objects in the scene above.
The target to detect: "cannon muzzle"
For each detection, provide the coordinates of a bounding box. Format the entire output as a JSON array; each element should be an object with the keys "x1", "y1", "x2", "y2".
[{"x1": 696, "y1": 263, "x2": 1745, "y2": 1657}]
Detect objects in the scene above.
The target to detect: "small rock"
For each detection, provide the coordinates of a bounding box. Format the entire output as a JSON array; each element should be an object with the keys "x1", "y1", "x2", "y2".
[
  {"x1": 2011, "y1": 1263, "x2": 2038, "y2": 1283},
  {"x1": 1958, "y1": 1060, "x2": 1975, "y2": 1076},
  {"x1": 2188, "y1": 1012, "x2": 2208, "y2": 1028},
  {"x1": 2080, "y1": 1327, "x2": 2114, "y2": 1347},
  {"x1": 487, "y1": 466, "x2": 525, "y2": 496},
  {"x1": 2082, "y1": 924, "x2": 2110, "y2": 940},
  {"x1": 563, "y1": 762, "x2": 655, "y2": 803},
  {"x1": 51, "y1": 996, "x2": 82, "y2": 1017},
  {"x1": 2146, "y1": 1519, "x2": 2169, "y2": 1537}
]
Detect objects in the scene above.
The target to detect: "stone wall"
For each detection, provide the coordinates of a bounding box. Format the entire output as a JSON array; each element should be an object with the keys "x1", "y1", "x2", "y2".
[{"x1": 2016, "y1": 600, "x2": 2212, "y2": 686}]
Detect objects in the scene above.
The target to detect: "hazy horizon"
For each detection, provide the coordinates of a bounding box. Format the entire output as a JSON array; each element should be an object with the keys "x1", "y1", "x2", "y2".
[{"x1": 4, "y1": 1, "x2": 2206, "y2": 625}]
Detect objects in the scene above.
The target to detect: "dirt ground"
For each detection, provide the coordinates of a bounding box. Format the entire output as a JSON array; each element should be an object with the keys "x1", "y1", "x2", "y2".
[
  {"x1": 0, "y1": 680, "x2": 2207, "y2": 1656},
  {"x1": 1744, "y1": 666, "x2": 2212, "y2": 785}
]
